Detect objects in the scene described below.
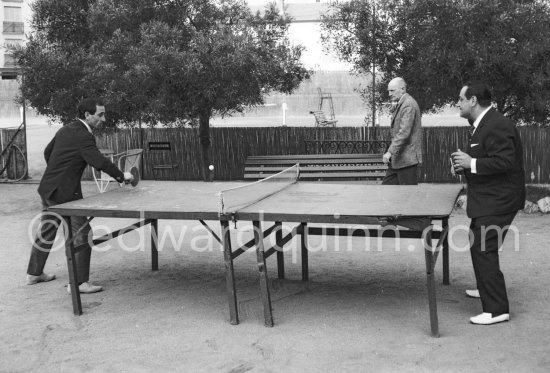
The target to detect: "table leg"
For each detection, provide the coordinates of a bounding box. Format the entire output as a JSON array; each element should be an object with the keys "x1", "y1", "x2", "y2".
[
  {"x1": 275, "y1": 221, "x2": 285, "y2": 279},
  {"x1": 151, "y1": 219, "x2": 158, "y2": 271},
  {"x1": 424, "y1": 228, "x2": 439, "y2": 337},
  {"x1": 442, "y1": 218, "x2": 450, "y2": 285},
  {"x1": 221, "y1": 220, "x2": 239, "y2": 325},
  {"x1": 64, "y1": 217, "x2": 82, "y2": 316},
  {"x1": 301, "y1": 222, "x2": 309, "y2": 282},
  {"x1": 254, "y1": 220, "x2": 273, "y2": 327}
]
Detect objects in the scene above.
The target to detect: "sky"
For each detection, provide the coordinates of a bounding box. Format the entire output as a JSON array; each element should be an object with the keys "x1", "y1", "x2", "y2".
[{"x1": 245, "y1": 0, "x2": 352, "y2": 71}]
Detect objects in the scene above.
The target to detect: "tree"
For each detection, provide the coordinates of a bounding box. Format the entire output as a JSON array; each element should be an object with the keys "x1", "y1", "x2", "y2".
[
  {"x1": 321, "y1": 0, "x2": 550, "y2": 123},
  {"x1": 14, "y1": 0, "x2": 310, "y2": 179},
  {"x1": 320, "y1": 0, "x2": 395, "y2": 122}
]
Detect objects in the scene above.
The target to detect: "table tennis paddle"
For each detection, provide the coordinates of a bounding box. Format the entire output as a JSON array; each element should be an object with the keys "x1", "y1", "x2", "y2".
[{"x1": 130, "y1": 166, "x2": 140, "y2": 187}]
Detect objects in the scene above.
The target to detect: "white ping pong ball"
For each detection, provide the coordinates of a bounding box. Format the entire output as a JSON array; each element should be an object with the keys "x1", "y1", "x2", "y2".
[{"x1": 209, "y1": 165, "x2": 214, "y2": 171}]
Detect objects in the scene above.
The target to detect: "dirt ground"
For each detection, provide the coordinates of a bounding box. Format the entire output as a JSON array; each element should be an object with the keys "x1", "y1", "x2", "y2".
[{"x1": 1, "y1": 181, "x2": 549, "y2": 373}]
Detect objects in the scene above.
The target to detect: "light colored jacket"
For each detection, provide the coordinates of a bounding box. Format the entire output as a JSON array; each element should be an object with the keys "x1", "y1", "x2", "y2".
[{"x1": 388, "y1": 93, "x2": 422, "y2": 169}]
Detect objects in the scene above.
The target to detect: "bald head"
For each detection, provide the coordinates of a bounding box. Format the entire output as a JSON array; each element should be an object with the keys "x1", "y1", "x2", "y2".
[{"x1": 388, "y1": 77, "x2": 407, "y2": 102}]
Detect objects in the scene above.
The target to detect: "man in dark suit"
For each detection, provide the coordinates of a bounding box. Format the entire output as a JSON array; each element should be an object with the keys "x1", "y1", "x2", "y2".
[
  {"x1": 382, "y1": 77, "x2": 423, "y2": 185},
  {"x1": 452, "y1": 83, "x2": 525, "y2": 325},
  {"x1": 26, "y1": 98, "x2": 132, "y2": 294}
]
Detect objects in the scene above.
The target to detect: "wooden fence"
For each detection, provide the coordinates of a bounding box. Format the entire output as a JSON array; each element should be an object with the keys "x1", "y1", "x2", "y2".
[
  {"x1": 89, "y1": 126, "x2": 549, "y2": 184},
  {"x1": 2, "y1": 125, "x2": 548, "y2": 184}
]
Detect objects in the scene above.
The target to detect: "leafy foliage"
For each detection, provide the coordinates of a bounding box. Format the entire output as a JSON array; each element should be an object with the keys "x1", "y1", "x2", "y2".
[
  {"x1": 321, "y1": 0, "x2": 550, "y2": 123},
  {"x1": 13, "y1": 0, "x2": 310, "y2": 127}
]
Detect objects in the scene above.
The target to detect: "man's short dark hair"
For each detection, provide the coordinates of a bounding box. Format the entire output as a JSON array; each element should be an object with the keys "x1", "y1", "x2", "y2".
[
  {"x1": 77, "y1": 98, "x2": 104, "y2": 119},
  {"x1": 464, "y1": 83, "x2": 492, "y2": 107}
]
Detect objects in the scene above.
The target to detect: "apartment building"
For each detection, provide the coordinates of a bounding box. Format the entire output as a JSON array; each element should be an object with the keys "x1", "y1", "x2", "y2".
[
  {"x1": 1, "y1": 0, "x2": 32, "y2": 68},
  {"x1": 1, "y1": 1, "x2": 32, "y2": 118}
]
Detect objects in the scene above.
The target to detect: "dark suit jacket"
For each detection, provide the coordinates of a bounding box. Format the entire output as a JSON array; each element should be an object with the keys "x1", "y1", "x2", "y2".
[
  {"x1": 464, "y1": 108, "x2": 525, "y2": 218},
  {"x1": 38, "y1": 120, "x2": 125, "y2": 204},
  {"x1": 388, "y1": 93, "x2": 423, "y2": 169}
]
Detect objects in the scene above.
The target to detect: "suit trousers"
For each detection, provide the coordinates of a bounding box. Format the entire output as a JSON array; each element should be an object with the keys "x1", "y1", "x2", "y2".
[
  {"x1": 27, "y1": 197, "x2": 92, "y2": 283},
  {"x1": 381, "y1": 164, "x2": 429, "y2": 229},
  {"x1": 469, "y1": 211, "x2": 517, "y2": 316},
  {"x1": 382, "y1": 164, "x2": 418, "y2": 185}
]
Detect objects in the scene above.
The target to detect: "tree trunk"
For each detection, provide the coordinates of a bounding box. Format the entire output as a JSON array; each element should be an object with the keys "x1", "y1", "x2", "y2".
[{"x1": 198, "y1": 111, "x2": 214, "y2": 182}]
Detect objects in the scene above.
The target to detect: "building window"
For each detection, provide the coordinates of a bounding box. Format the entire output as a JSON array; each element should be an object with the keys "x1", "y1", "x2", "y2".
[
  {"x1": 3, "y1": 5, "x2": 23, "y2": 34},
  {"x1": 4, "y1": 53, "x2": 16, "y2": 67},
  {"x1": 3, "y1": 21, "x2": 24, "y2": 34},
  {"x1": 3, "y1": 6, "x2": 22, "y2": 21}
]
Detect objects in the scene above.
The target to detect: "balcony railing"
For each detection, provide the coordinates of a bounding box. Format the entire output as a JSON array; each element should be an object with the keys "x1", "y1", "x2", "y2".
[{"x1": 304, "y1": 140, "x2": 390, "y2": 155}]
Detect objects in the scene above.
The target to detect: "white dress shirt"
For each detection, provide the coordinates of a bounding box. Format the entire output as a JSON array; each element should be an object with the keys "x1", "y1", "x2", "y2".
[
  {"x1": 470, "y1": 106, "x2": 491, "y2": 174},
  {"x1": 78, "y1": 118, "x2": 92, "y2": 133}
]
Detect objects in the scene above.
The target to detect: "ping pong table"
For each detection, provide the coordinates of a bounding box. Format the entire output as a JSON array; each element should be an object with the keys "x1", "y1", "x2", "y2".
[{"x1": 48, "y1": 168, "x2": 462, "y2": 337}]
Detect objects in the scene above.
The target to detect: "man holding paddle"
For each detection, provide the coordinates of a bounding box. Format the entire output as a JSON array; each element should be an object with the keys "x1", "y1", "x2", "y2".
[{"x1": 26, "y1": 98, "x2": 134, "y2": 294}]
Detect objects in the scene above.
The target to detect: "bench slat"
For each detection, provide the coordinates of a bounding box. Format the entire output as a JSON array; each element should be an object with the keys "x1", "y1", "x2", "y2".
[
  {"x1": 245, "y1": 165, "x2": 387, "y2": 172},
  {"x1": 244, "y1": 172, "x2": 386, "y2": 178},
  {"x1": 244, "y1": 153, "x2": 388, "y2": 182},
  {"x1": 246, "y1": 159, "x2": 383, "y2": 166},
  {"x1": 247, "y1": 154, "x2": 382, "y2": 160},
  {"x1": 244, "y1": 173, "x2": 384, "y2": 180},
  {"x1": 301, "y1": 173, "x2": 382, "y2": 179}
]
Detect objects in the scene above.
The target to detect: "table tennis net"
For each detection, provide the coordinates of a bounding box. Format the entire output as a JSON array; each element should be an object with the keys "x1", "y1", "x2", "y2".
[{"x1": 219, "y1": 164, "x2": 299, "y2": 214}]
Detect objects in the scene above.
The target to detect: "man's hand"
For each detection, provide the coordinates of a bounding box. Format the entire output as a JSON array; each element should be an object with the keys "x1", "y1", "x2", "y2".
[
  {"x1": 449, "y1": 157, "x2": 456, "y2": 176},
  {"x1": 123, "y1": 171, "x2": 133, "y2": 184},
  {"x1": 383, "y1": 151, "x2": 392, "y2": 165},
  {"x1": 451, "y1": 149, "x2": 472, "y2": 173}
]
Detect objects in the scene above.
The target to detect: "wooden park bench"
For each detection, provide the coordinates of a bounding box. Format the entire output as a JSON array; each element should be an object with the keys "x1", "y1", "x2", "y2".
[
  {"x1": 244, "y1": 154, "x2": 387, "y2": 183},
  {"x1": 309, "y1": 110, "x2": 337, "y2": 127}
]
